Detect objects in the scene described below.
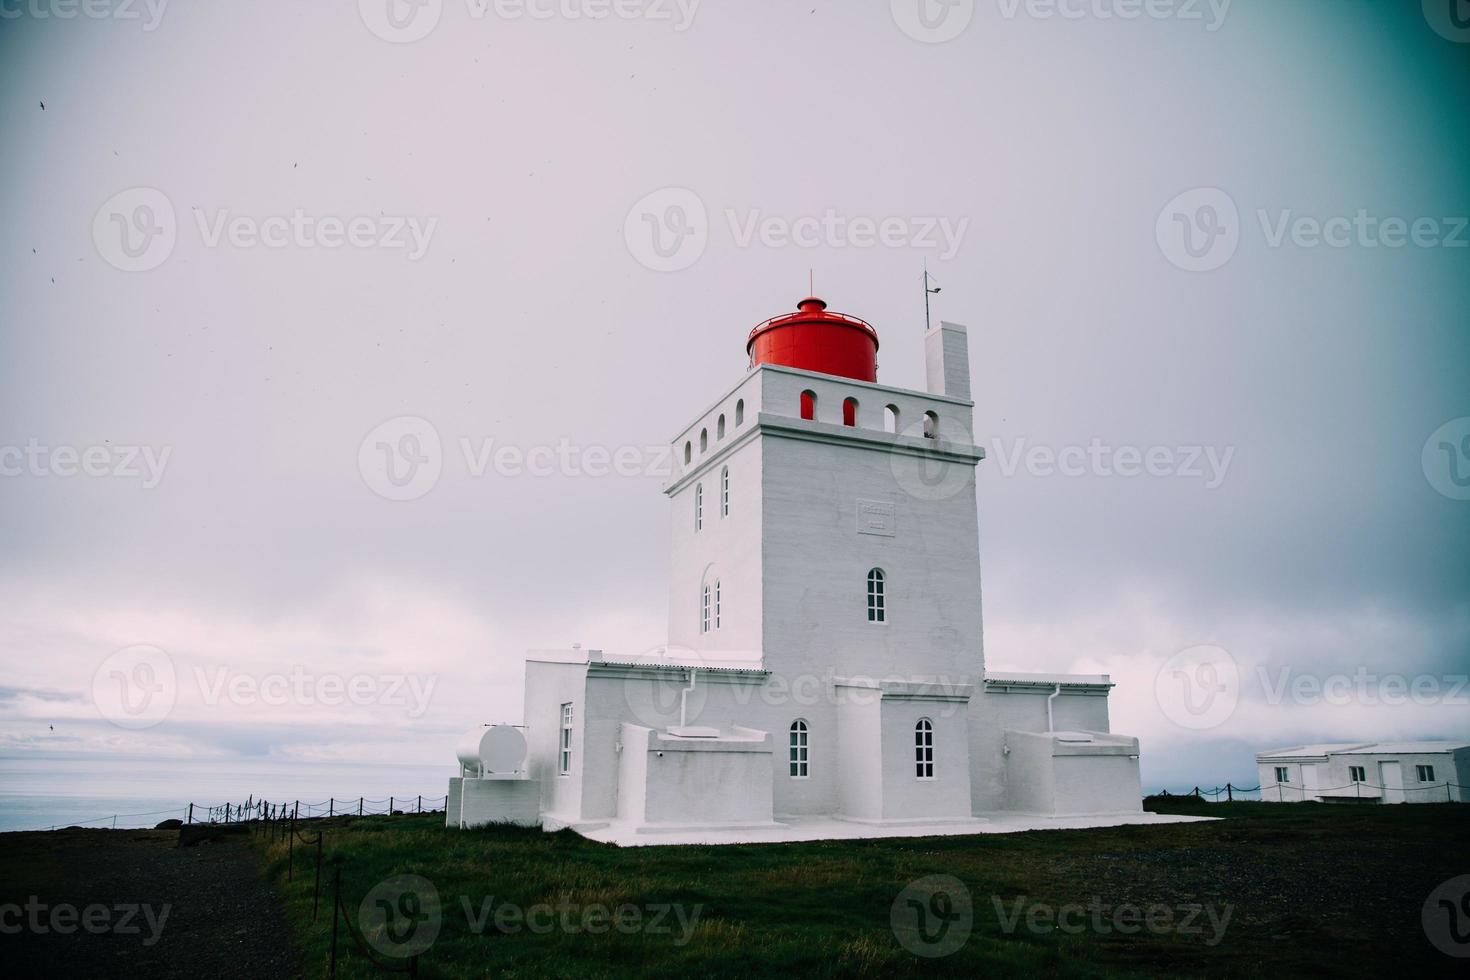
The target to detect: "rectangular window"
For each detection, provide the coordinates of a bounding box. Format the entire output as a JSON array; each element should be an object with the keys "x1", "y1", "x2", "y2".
[
  {"x1": 714, "y1": 581, "x2": 721, "y2": 630},
  {"x1": 789, "y1": 724, "x2": 808, "y2": 778},
  {"x1": 559, "y1": 702, "x2": 573, "y2": 775},
  {"x1": 1349, "y1": 766, "x2": 1365, "y2": 783},
  {"x1": 1274, "y1": 766, "x2": 1289, "y2": 783},
  {"x1": 915, "y1": 723, "x2": 934, "y2": 779},
  {"x1": 701, "y1": 586, "x2": 710, "y2": 634},
  {"x1": 721, "y1": 467, "x2": 729, "y2": 517},
  {"x1": 695, "y1": 484, "x2": 703, "y2": 531},
  {"x1": 1417, "y1": 764, "x2": 1435, "y2": 782}
]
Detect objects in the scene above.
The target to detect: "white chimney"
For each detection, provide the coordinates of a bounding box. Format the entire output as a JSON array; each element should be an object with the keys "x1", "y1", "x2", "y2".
[{"x1": 925, "y1": 321, "x2": 971, "y2": 401}]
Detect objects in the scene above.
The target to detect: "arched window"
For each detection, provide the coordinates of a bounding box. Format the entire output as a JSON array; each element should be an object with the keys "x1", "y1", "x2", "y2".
[
  {"x1": 700, "y1": 428, "x2": 708, "y2": 452},
  {"x1": 717, "y1": 414, "x2": 726, "y2": 439},
  {"x1": 843, "y1": 397, "x2": 859, "y2": 427},
  {"x1": 695, "y1": 483, "x2": 703, "y2": 531},
  {"x1": 720, "y1": 466, "x2": 729, "y2": 517},
  {"x1": 800, "y1": 389, "x2": 817, "y2": 421},
  {"x1": 701, "y1": 584, "x2": 711, "y2": 634},
  {"x1": 714, "y1": 579, "x2": 721, "y2": 630},
  {"x1": 884, "y1": 404, "x2": 899, "y2": 434},
  {"x1": 789, "y1": 720, "x2": 809, "y2": 778},
  {"x1": 735, "y1": 399, "x2": 745, "y2": 426},
  {"x1": 684, "y1": 441, "x2": 692, "y2": 465},
  {"x1": 922, "y1": 411, "x2": 939, "y2": 440},
  {"x1": 867, "y1": 568, "x2": 886, "y2": 623},
  {"x1": 915, "y1": 718, "x2": 934, "y2": 779}
]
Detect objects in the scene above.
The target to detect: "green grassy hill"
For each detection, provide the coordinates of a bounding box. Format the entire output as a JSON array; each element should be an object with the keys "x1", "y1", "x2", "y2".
[{"x1": 255, "y1": 799, "x2": 1468, "y2": 978}]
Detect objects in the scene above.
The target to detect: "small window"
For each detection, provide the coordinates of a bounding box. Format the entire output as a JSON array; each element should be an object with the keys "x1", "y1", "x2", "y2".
[
  {"x1": 867, "y1": 568, "x2": 886, "y2": 624},
  {"x1": 714, "y1": 580, "x2": 721, "y2": 630},
  {"x1": 720, "y1": 466, "x2": 729, "y2": 517},
  {"x1": 843, "y1": 397, "x2": 858, "y2": 427},
  {"x1": 683, "y1": 441, "x2": 691, "y2": 465},
  {"x1": 695, "y1": 483, "x2": 703, "y2": 531},
  {"x1": 717, "y1": 414, "x2": 726, "y2": 439},
  {"x1": 559, "y1": 703, "x2": 573, "y2": 775},
  {"x1": 1417, "y1": 764, "x2": 1436, "y2": 782},
  {"x1": 789, "y1": 720, "x2": 809, "y2": 778},
  {"x1": 915, "y1": 718, "x2": 934, "y2": 779},
  {"x1": 1349, "y1": 766, "x2": 1365, "y2": 783},
  {"x1": 800, "y1": 389, "x2": 816, "y2": 421},
  {"x1": 700, "y1": 428, "x2": 708, "y2": 453},
  {"x1": 884, "y1": 404, "x2": 899, "y2": 434},
  {"x1": 1274, "y1": 766, "x2": 1289, "y2": 783},
  {"x1": 922, "y1": 411, "x2": 939, "y2": 440},
  {"x1": 735, "y1": 399, "x2": 745, "y2": 425},
  {"x1": 701, "y1": 585, "x2": 711, "y2": 634}
]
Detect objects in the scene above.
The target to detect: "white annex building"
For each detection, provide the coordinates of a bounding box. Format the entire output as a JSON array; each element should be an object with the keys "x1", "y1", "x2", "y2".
[
  {"x1": 448, "y1": 297, "x2": 1172, "y2": 843},
  {"x1": 1256, "y1": 741, "x2": 1470, "y2": 804}
]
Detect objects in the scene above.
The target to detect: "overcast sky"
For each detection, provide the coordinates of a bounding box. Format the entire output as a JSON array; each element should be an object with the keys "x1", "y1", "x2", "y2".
[{"x1": 1, "y1": 0, "x2": 1467, "y2": 791}]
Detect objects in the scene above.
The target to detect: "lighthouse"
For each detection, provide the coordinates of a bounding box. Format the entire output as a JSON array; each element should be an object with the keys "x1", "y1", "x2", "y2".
[{"x1": 447, "y1": 295, "x2": 1146, "y2": 841}]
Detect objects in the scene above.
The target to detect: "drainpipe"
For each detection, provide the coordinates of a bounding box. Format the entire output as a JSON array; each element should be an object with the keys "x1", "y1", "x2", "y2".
[
  {"x1": 679, "y1": 669, "x2": 698, "y2": 728},
  {"x1": 1046, "y1": 683, "x2": 1061, "y2": 732}
]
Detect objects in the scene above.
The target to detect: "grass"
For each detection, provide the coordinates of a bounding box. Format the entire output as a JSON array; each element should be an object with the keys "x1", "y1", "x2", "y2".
[{"x1": 254, "y1": 798, "x2": 1467, "y2": 978}]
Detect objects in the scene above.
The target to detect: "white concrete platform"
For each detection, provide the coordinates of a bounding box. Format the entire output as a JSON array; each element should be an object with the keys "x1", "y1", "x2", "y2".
[{"x1": 573, "y1": 811, "x2": 1216, "y2": 847}]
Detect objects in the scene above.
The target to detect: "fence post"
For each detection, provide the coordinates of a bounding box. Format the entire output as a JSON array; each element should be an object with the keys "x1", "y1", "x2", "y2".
[
  {"x1": 1226, "y1": 783, "x2": 1233, "y2": 802},
  {"x1": 226, "y1": 802, "x2": 232, "y2": 823},
  {"x1": 329, "y1": 798, "x2": 334, "y2": 817},
  {"x1": 288, "y1": 814, "x2": 295, "y2": 882},
  {"x1": 418, "y1": 795, "x2": 422, "y2": 813},
  {"x1": 329, "y1": 867, "x2": 341, "y2": 979},
  {"x1": 390, "y1": 796, "x2": 394, "y2": 814},
  {"x1": 187, "y1": 803, "x2": 194, "y2": 825},
  {"x1": 359, "y1": 797, "x2": 363, "y2": 817},
  {"x1": 313, "y1": 833, "x2": 324, "y2": 922}
]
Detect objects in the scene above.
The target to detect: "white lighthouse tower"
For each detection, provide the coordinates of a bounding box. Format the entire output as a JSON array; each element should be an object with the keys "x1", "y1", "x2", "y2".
[{"x1": 448, "y1": 296, "x2": 1146, "y2": 840}]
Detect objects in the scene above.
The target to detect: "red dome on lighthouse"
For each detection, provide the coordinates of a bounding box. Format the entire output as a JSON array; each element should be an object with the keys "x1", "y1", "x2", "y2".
[{"x1": 746, "y1": 297, "x2": 879, "y2": 383}]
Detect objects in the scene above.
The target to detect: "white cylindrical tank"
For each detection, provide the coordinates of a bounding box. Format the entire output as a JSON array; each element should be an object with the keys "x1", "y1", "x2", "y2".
[{"x1": 456, "y1": 724, "x2": 528, "y2": 776}]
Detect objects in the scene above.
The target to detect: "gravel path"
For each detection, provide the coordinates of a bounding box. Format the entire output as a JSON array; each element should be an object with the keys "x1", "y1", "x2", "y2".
[{"x1": 2, "y1": 826, "x2": 297, "y2": 978}]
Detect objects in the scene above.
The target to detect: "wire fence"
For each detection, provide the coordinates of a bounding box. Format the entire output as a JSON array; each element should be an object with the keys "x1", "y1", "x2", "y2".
[
  {"x1": 24, "y1": 794, "x2": 449, "y2": 832},
  {"x1": 251, "y1": 803, "x2": 425, "y2": 976},
  {"x1": 1152, "y1": 780, "x2": 1467, "y2": 803}
]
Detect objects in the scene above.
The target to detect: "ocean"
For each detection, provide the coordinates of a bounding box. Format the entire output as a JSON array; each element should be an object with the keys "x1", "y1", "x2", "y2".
[{"x1": 0, "y1": 756, "x2": 461, "y2": 833}]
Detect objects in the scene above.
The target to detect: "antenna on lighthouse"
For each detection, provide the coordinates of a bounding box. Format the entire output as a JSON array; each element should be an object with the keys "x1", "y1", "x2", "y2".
[{"x1": 923, "y1": 261, "x2": 942, "y2": 332}]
